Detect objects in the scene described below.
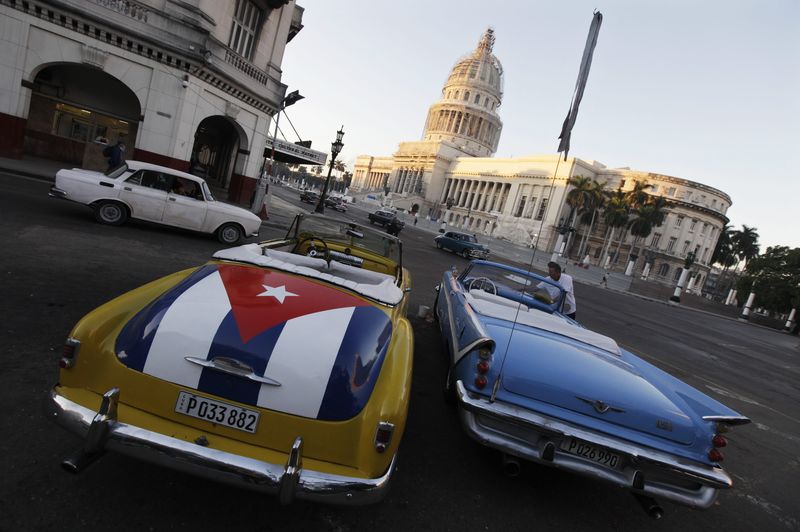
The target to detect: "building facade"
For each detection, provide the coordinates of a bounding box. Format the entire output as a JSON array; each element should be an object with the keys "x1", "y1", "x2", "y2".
[
  {"x1": 352, "y1": 29, "x2": 731, "y2": 286},
  {"x1": 0, "y1": 0, "x2": 308, "y2": 203}
]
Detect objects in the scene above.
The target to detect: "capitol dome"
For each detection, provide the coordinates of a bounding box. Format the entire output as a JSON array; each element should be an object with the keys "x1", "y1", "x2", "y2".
[{"x1": 423, "y1": 28, "x2": 504, "y2": 157}]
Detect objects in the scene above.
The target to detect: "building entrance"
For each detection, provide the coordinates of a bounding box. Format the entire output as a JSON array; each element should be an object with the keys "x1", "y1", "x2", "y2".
[
  {"x1": 25, "y1": 64, "x2": 140, "y2": 168},
  {"x1": 190, "y1": 116, "x2": 246, "y2": 189}
]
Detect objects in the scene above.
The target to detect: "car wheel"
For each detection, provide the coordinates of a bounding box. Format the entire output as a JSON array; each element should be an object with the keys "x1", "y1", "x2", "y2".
[
  {"x1": 217, "y1": 223, "x2": 243, "y2": 244},
  {"x1": 93, "y1": 201, "x2": 128, "y2": 226},
  {"x1": 436, "y1": 241, "x2": 442, "y2": 249},
  {"x1": 461, "y1": 249, "x2": 471, "y2": 259}
]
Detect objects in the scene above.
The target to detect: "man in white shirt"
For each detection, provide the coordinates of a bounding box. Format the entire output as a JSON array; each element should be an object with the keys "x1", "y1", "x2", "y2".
[{"x1": 538, "y1": 261, "x2": 577, "y2": 320}]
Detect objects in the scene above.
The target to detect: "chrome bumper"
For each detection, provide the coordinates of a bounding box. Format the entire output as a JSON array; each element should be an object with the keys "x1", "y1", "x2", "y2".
[
  {"x1": 45, "y1": 388, "x2": 394, "y2": 505},
  {"x1": 455, "y1": 381, "x2": 729, "y2": 509},
  {"x1": 49, "y1": 186, "x2": 68, "y2": 199}
]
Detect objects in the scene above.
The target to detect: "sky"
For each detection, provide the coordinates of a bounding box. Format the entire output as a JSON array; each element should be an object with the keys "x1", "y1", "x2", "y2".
[{"x1": 280, "y1": 0, "x2": 799, "y2": 250}]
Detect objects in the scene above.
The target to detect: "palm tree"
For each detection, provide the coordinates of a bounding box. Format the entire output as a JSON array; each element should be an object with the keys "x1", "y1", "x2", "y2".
[
  {"x1": 600, "y1": 190, "x2": 630, "y2": 268},
  {"x1": 712, "y1": 224, "x2": 737, "y2": 298},
  {"x1": 625, "y1": 196, "x2": 670, "y2": 268},
  {"x1": 732, "y1": 224, "x2": 760, "y2": 265},
  {"x1": 576, "y1": 179, "x2": 607, "y2": 260},
  {"x1": 564, "y1": 175, "x2": 594, "y2": 226},
  {"x1": 624, "y1": 180, "x2": 650, "y2": 210},
  {"x1": 563, "y1": 175, "x2": 594, "y2": 256}
]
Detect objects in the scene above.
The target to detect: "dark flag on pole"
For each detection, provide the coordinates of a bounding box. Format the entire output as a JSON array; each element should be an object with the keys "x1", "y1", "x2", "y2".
[{"x1": 557, "y1": 11, "x2": 603, "y2": 160}]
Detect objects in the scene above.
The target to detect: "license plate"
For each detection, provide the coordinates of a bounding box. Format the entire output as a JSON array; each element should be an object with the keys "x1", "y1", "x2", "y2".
[
  {"x1": 175, "y1": 391, "x2": 260, "y2": 434},
  {"x1": 560, "y1": 438, "x2": 621, "y2": 469}
]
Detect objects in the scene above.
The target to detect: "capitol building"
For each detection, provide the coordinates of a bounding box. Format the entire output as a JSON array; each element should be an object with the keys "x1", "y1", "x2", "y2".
[{"x1": 351, "y1": 29, "x2": 731, "y2": 288}]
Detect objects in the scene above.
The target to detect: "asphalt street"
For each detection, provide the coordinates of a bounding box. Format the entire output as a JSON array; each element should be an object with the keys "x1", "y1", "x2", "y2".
[{"x1": 1, "y1": 173, "x2": 798, "y2": 531}]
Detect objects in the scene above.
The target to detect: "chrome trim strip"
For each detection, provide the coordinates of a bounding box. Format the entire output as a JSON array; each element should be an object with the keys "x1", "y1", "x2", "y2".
[
  {"x1": 184, "y1": 356, "x2": 282, "y2": 386},
  {"x1": 45, "y1": 389, "x2": 394, "y2": 505},
  {"x1": 455, "y1": 381, "x2": 730, "y2": 509},
  {"x1": 48, "y1": 186, "x2": 68, "y2": 199},
  {"x1": 702, "y1": 415, "x2": 751, "y2": 426},
  {"x1": 442, "y1": 272, "x2": 495, "y2": 364}
]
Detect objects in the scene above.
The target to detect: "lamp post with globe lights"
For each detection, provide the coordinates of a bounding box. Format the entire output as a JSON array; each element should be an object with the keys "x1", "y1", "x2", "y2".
[{"x1": 315, "y1": 126, "x2": 345, "y2": 214}]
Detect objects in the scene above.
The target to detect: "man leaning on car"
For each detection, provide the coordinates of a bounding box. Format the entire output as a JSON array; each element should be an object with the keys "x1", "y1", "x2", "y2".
[{"x1": 538, "y1": 262, "x2": 577, "y2": 320}]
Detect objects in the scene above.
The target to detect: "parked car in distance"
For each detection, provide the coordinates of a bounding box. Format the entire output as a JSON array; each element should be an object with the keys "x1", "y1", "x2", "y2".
[
  {"x1": 368, "y1": 208, "x2": 404, "y2": 236},
  {"x1": 368, "y1": 208, "x2": 397, "y2": 226},
  {"x1": 46, "y1": 214, "x2": 413, "y2": 505},
  {"x1": 49, "y1": 161, "x2": 260, "y2": 244},
  {"x1": 300, "y1": 190, "x2": 319, "y2": 204},
  {"x1": 324, "y1": 196, "x2": 347, "y2": 212},
  {"x1": 434, "y1": 231, "x2": 489, "y2": 258},
  {"x1": 434, "y1": 259, "x2": 750, "y2": 515}
]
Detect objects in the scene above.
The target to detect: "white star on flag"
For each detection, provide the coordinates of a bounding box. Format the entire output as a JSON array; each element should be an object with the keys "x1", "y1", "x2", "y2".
[{"x1": 257, "y1": 284, "x2": 298, "y2": 304}]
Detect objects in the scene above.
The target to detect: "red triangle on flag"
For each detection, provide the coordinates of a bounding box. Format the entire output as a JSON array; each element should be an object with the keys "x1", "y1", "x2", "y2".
[{"x1": 217, "y1": 264, "x2": 371, "y2": 343}]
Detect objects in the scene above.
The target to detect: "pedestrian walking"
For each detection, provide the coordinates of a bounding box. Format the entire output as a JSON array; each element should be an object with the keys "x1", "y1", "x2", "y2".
[
  {"x1": 104, "y1": 139, "x2": 125, "y2": 172},
  {"x1": 413, "y1": 213, "x2": 418, "y2": 226},
  {"x1": 600, "y1": 271, "x2": 608, "y2": 288}
]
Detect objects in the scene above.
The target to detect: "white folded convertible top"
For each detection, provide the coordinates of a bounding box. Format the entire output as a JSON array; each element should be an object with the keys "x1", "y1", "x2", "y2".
[
  {"x1": 213, "y1": 244, "x2": 403, "y2": 305},
  {"x1": 465, "y1": 290, "x2": 621, "y2": 355}
]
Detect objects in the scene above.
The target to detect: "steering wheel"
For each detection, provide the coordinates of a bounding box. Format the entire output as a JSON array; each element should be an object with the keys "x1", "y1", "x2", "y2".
[
  {"x1": 467, "y1": 277, "x2": 498, "y2": 295},
  {"x1": 297, "y1": 236, "x2": 331, "y2": 266}
]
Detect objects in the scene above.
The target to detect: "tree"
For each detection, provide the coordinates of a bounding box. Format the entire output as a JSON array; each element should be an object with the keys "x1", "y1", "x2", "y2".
[
  {"x1": 563, "y1": 175, "x2": 594, "y2": 255},
  {"x1": 625, "y1": 195, "x2": 670, "y2": 266},
  {"x1": 564, "y1": 175, "x2": 594, "y2": 226},
  {"x1": 576, "y1": 179, "x2": 607, "y2": 260},
  {"x1": 600, "y1": 189, "x2": 630, "y2": 267},
  {"x1": 711, "y1": 224, "x2": 737, "y2": 299},
  {"x1": 732, "y1": 225, "x2": 760, "y2": 265},
  {"x1": 736, "y1": 246, "x2": 800, "y2": 316}
]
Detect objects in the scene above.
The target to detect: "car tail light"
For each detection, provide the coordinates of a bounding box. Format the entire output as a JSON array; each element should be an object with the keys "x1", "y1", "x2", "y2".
[
  {"x1": 475, "y1": 375, "x2": 488, "y2": 389},
  {"x1": 712, "y1": 434, "x2": 727, "y2": 448},
  {"x1": 478, "y1": 347, "x2": 491, "y2": 360},
  {"x1": 708, "y1": 448, "x2": 724, "y2": 462},
  {"x1": 476, "y1": 360, "x2": 489, "y2": 374},
  {"x1": 59, "y1": 337, "x2": 80, "y2": 369},
  {"x1": 374, "y1": 422, "x2": 394, "y2": 453}
]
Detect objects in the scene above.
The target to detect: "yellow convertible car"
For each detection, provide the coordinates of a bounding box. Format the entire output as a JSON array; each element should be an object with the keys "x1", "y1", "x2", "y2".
[{"x1": 45, "y1": 214, "x2": 413, "y2": 504}]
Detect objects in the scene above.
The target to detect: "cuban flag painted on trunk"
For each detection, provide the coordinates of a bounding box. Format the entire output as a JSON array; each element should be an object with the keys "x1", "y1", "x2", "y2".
[{"x1": 115, "y1": 264, "x2": 393, "y2": 421}]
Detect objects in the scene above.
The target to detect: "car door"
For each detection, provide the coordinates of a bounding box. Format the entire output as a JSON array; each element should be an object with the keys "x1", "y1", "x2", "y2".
[
  {"x1": 162, "y1": 176, "x2": 208, "y2": 231},
  {"x1": 118, "y1": 170, "x2": 170, "y2": 222}
]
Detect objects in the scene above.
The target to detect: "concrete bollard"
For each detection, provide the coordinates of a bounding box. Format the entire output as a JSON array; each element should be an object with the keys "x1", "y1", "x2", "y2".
[
  {"x1": 669, "y1": 268, "x2": 691, "y2": 304},
  {"x1": 785, "y1": 308, "x2": 797, "y2": 331},
  {"x1": 739, "y1": 292, "x2": 756, "y2": 321}
]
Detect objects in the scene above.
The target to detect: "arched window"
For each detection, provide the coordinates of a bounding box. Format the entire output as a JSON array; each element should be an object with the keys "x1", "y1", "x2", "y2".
[
  {"x1": 474, "y1": 93, "x2": 480, "y2": 104},
  {"x1": 484, "y1": 97, "x2": 489, "y2": 107},
  {"x1": 454, "y1": 90, "x2": 460, "y2": 100},
  {"x1": 673, "y1": 268, "x2": 682, "y2": 282},
  {"x1": 657, "y1": 263, "x2": 669, "y2": 277},
  {"x1": 464, "y1": 91, "x2": 470, "y2": 101}
]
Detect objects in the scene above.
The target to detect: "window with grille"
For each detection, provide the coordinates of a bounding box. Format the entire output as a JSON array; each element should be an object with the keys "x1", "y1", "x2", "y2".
[
  {"x1": 229, "y1": 0, "x2": 261, "y2": 60},
  {"x1": 650, "y1": 232, "x2": 662, "y2": 248},
  {"x1": 667, "y1": 237, "x2": 677, "y2": 252},
  {"x1": 535, "y1": 198, "x2": 548, "y2": 220}
]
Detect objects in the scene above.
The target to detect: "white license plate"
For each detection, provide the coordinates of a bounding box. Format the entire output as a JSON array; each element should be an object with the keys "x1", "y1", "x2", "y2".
[
  {"x1": 175, "y1": 391, "x2": 260, "y2": 433},
  {"x1": 560, "y1": 438, "x2": 621, "y2": 469}
]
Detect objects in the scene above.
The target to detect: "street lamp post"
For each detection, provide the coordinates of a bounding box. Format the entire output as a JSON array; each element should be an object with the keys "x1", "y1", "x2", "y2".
[
  {"x1": 253, "y1": 89, "x2": 304, "y2": 218},
  {"x1": 315, "y1": 126, "x2": 345, "y2": 214}
]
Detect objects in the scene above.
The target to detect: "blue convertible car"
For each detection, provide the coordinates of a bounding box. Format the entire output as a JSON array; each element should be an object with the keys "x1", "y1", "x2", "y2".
[{"x1": 434, "y1": 260, "x2": 749, "y2": 516}]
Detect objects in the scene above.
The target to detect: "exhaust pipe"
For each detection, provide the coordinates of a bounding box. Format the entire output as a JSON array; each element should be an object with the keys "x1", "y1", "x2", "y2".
[
  {"x1": 61, "y1": 450, "x2": 104, "y2": 474},
  {"x1": 633, "y1": 493, "x2": 664, "y2": 520},
  {"x1": 502, "y1": 454, "x2": 521, "y2": 477}
]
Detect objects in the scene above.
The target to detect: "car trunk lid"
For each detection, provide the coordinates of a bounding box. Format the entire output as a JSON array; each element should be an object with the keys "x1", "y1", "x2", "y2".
[{"x1": 500, "y1": 328, "x2": 695, "y2": 445}]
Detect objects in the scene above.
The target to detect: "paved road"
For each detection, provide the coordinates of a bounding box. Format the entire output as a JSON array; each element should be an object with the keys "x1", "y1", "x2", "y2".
[{"x1": 2, "y1": 173, "x2": 798, "y2": 531}]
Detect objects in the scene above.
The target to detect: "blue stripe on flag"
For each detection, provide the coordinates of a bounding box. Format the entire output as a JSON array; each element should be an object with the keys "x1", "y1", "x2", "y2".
[
  {"x1": 196, "y1": 314, "x2": 285, "y2": 406},
  {"x1": 316, "y1": 306, "x2": 393, "y2": 421},
  {"x1": 115, "y1": 265, "x2": 219, "y2": 372}
]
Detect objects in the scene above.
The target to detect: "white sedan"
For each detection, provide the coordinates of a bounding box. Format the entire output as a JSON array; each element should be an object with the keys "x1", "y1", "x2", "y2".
[{"x1": 50, "y1": 161, "x2": 262, "y2": 244}]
